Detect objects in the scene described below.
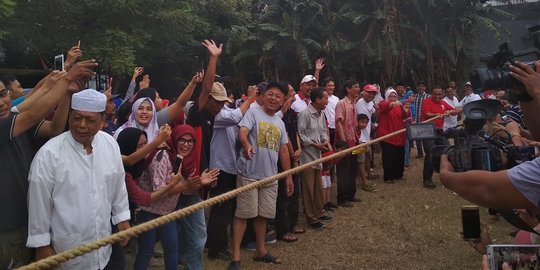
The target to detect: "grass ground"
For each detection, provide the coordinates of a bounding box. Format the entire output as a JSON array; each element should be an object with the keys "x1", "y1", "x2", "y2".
[{"x1": 130, "y1": 149, "x2": 515, "y2": 270}]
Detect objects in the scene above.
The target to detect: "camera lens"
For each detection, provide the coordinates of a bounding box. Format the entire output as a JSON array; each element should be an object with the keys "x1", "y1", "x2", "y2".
[{"x1": 469, "y1": 68, "x2": 503, "y2": 93}]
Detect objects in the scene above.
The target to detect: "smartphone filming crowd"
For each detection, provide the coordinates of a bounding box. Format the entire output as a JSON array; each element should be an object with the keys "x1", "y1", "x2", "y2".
[{"x1": 2, "y1": 40, "x2": 540, "y2": 270}]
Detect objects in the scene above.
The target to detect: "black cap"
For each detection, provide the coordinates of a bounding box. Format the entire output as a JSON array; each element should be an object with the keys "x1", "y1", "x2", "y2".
[{"x1": 417, "y1": 80, "x2": 426, "y2": 86}]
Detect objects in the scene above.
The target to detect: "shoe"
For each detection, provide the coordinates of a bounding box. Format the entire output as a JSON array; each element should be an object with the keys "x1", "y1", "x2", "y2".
[
  {"x1": 208, "y1": 249, "x2": 232, "y2": 261},
  {"x1": 228, "y1": 261, "x2": 241, "y2": 270},
  {"x1": 326, "y1": 202, "x2": 338, "y2": 209},
  {"x1": 243, "y1": 241, "x2": 256, "y2": 251},
  {"x1": 324, "y1": 204, "x2": 334, "y2": 212},
  {"x1": 310, "y1": 221, "x2": 326, "y2": 230},
  {"x1": 265, "y1": 231, "x2": 277, "y2": 245},
  {"x1": 361, "y1": 184, "x2": 378, "y2": 192},
  {"x1": 318, "y1": 215, "x2": 334, "y2": 222},
  {"x1": 349, "y1": 197, "x2": 362, "y2": 202},
  {"x1": 423, "y1": 180, "x2": 436, "y2": 189},
  {"x1": 384, "y1": 179, "x2": 394, "y2": 184},
  {"x1": 338, "y1": 201, "x2": 353, "y2": 207}
]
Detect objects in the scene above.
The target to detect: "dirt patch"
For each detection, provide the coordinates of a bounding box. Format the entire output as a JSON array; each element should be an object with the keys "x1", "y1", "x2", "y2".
[{"x1": 132, "y1": 151, "x2": 515, "y2": 269}]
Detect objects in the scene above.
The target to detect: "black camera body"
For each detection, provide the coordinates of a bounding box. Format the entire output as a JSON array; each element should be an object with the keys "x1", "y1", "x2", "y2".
[
  {"x1": 432, "y1": 117, "x2": 504, "y2": 173},
  {"x1": 469, "y1": 25, "x2": 540, "y2": 101},
  {"x1": 432, "y1": 100, "x2": 536, "y2": 173}
]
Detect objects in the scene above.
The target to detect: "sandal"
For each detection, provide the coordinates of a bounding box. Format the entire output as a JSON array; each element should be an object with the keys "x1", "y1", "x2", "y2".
[
  {"x1": 253, "y1": 253, "x2": 282, "y2": 264},
  {"x1": 279, "y1": 233, "x2": 298, "y2": 242},
  {"x1": 292, "y1": 226, "x2": 306, "y2": 234}
]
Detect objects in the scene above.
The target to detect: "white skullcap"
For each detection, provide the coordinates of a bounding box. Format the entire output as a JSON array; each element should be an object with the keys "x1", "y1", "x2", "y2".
[{"x1": 71, "y1": 89, "x2": 106, "y2": 112}]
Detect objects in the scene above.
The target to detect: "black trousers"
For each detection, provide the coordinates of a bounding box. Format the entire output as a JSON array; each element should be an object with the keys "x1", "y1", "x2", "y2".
[
  {"x1": 422, "y1": 136, "x2": 449, "y2": 181},
  {"x1": 206, "y1": 171, "x2": 237, "y2": 254},
  {"x1": 380, "y1": 141, "x2": 405, "y2": 181},
  {"x1": 275, "y1": 173, "x2": 300, "y2": 238},
  {"x1": 415, "y1": 139, "x2": 426, "y2": 157},
  {"x1": 336, "y1": 153, "x2": 358, "y2": 203}
]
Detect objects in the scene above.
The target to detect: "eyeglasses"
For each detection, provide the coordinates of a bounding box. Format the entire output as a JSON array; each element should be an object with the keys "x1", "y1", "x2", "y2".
[{"x1": 178, "y1": 138, "x2": 194, "y2": 146}]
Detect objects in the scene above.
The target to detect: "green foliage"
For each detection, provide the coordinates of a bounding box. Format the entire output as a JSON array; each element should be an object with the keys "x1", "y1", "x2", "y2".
[{"x1": 0, "y1": 0, "x2": 521, "y2": 94}]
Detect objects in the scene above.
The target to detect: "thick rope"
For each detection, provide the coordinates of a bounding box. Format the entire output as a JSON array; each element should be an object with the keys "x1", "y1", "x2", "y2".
[{"x1": 19, "y1": 116, "x2": 441, "y2": 270}]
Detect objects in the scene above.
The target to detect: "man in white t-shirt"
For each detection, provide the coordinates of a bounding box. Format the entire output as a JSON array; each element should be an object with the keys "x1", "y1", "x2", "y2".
[
  {"x1": 442, "y1": 86, "x2": 461, "y2": 131},
  {"x1": 459, "y1": 81, "x2": 481, "y2": 108},
  {"x1": 291, "y1": 75, "x2": 316, "y2": 113},
  {"x1": 322, "y1": 78, "x2": 339, "y2": 144},
  {"x1": 355, "y1": 84, "x2": 379, "y2": 192}
]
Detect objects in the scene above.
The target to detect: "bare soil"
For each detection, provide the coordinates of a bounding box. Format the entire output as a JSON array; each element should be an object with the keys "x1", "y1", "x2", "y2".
[{"x1": 132, "y1": 150, "x2": 515, "y2": 270}]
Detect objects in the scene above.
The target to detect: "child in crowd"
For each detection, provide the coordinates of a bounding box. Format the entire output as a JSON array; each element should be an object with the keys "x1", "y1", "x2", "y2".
[
  {"x1": 355, "y1": 114, "x2": 377, "y2": 192},
  {"x1": 403, "y1": 91, "x2": 415, "y2": 169},
  {"x1": 321, "y1": 141, "x2": 348, "y2": 211}
]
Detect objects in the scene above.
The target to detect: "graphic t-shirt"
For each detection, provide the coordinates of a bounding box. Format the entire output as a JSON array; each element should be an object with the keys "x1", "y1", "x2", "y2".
[{"x1": 237, "y1": 107, "x2": 288, "y2": 180}]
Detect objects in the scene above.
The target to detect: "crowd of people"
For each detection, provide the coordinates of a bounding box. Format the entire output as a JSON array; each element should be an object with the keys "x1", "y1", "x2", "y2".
[{"x1": 2, "y1": 37, "x2": 540, "y2": 270}]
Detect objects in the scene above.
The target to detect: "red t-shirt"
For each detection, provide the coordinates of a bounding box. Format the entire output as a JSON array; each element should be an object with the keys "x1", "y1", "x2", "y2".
[
  {"x1": 376, "y1": 100, "x2": 408, "y2": 146},
  {"x1": 421, "y1": 98, "x2": 454, "y2": 129}
]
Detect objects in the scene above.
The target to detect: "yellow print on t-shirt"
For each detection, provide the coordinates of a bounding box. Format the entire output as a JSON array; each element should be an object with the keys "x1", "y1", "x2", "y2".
[{"x1": 257, "y1": 122, "x2": 281, "y2": 152}]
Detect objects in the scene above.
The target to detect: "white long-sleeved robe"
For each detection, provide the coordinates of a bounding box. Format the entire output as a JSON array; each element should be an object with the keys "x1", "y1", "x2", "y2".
[{"x1": 26, "y1": 131, "x2": 130, "y2": 270}]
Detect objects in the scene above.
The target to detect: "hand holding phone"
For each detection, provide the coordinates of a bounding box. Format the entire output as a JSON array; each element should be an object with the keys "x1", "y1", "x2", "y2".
[
  {"x1": 462, "y1": 205, "x2": 481, "y2": 241},
  {"x1": 54, "y1": 54, "x2": 65, "y2": 71}
]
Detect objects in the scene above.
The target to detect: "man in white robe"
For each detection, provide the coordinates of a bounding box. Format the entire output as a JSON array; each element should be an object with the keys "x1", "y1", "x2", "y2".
[{"x1": 26, "y1": 89, "x2": 130, "y2": 270}]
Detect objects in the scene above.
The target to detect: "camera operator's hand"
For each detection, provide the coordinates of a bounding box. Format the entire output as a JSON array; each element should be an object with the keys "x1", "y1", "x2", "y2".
[
  {"x1": 439, "y1": 154, "x2": 454, "y2": 173},
  {"x1": 510, "y1": 61, "x2": 540, "y2": 99},
  {"x1": 481, "y1": 254, "x2": 511, "y2": 270},
  {"x1": 468, "y1": 221, "x2": 492, "y2": 255}
]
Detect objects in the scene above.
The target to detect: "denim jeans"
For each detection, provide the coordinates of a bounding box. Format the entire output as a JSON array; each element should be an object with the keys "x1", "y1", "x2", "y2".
[
  {"x1": 177, "y1": 194, "x2": 206, "y2": 270},
  {"x1": 404, "y1": 138, "x2": 411, "y2": 166},
  {"x1": 134, "y1": 211, "x2": 179, "y2": 270}
]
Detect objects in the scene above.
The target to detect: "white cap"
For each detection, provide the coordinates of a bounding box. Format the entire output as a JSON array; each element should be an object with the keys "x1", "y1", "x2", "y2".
[
  {"x1": 301, "y1": 75, "x2": 317, "y2": 84},
  {"x1": 71, "y1": 89, "x2": 106, "y2": 112},
  {"x1": 465, "y1": 81, "x2": 472, "y2": 86}
]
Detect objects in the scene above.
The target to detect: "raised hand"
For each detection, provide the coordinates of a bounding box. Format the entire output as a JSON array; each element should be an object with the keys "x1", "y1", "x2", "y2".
[
  {"x1": 66, "y1": 46, "x2": 83, "y2": 64},
  {"x1": 200, "y1": 168, "x2": 220, "y2": 185},
  {"x1": 186, "y1": 173, "x2": 202, "y2": 190},
  {"x1": 202, "y1": 39, "x2": 223, "y2": 57},
  {"x1": 315, "y1": 58, "x2": 326, "y2": 71},
  {"x1": 64, "y1": 59, "x2": 98, "y2": 83},
  {"x1": 139, "y1": 74, "x2": 150, "y2": 89},
  {"x1": 509, "y1": 61, "x2": 540, "y2": 98},
  {"x1": 191, "y1": 71, "x2": 204, "y2": 84},
  {"x1": 133, "y1": 67, "x2": 144, "y2": 78},
  {"x1": 155, "y1": 124, "x2": 172, "y2": 144},
  {"x1": 68, "y1": 79, "x2": 89, "y2": 93}
]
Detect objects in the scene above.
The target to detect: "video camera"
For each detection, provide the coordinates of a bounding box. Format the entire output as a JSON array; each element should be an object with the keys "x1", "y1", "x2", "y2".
[
  {"x1": 469, "y1": 25, "x2": 540, "y2": 100},
  {"x1": 429, "y1": 100, "x2": 536, "y2": 173}
]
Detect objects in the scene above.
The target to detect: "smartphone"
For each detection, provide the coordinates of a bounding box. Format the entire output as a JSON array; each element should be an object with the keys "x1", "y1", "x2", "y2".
[
  {"x1": 461, "y1": 205, "x2": 481, "y2": 241},
  {"x1": 172, "y1": 155, "x2": 183, "y2": 174},
  {"x1": 54, "y1": 54, "x2": 64, "y2": 71},
  {"x1": 487, "y1": 244, "x2": 540, "y2": 270}
]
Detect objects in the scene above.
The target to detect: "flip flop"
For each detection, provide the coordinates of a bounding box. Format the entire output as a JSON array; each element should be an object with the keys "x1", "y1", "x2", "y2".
[
  {"x1": 253, "y1": 253, "x2": 282, "y2": 264},
  {"x1": 293, "y1": 227, "x2": 306, "y2": 234},
  {"x1": 279, "y1": 233, "x2": 298, "y2": 242}
]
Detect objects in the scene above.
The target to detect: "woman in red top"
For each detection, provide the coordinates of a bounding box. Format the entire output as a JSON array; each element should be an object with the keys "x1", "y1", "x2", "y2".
[{"x1": 376, "y1": 88, "x2": 411, "y2": 183}]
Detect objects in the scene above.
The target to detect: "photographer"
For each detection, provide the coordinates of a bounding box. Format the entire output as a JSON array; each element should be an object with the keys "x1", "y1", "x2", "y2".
[{"x1": 439, "y1": 61, "x2": 540, "y2": 211}]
